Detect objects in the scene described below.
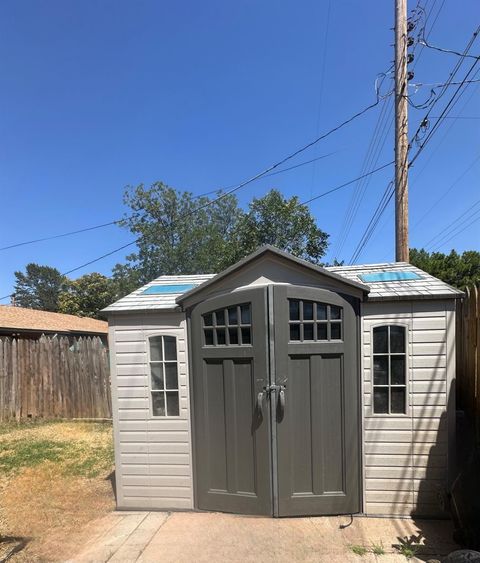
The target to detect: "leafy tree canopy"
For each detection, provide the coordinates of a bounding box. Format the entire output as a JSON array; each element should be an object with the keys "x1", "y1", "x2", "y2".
[
  {"x1": 118, "y1": 182, "x2": 241, "y2": 282},
  {"x1": 115, "y1": 183, "x2": 329, "y2": 288},
  {"x1": 410, "y1": 248, "x2": 480, "y2": 289},
  {"x1": 231, "y1": 189, "x2": 329, "y2": 265},
  {"x1": 13, "y1": 263, "x2": 66, "y2": 312},
  {"x1": 58, "y1": 273, "x2": 117, "y2": 319}
]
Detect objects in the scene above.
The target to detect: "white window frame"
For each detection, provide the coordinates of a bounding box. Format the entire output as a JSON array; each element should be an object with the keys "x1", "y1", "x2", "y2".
[
  {"x1": 369, "y1": 322, "x2": 411, "y2": 417},
  {"x1": 147, "y1": 333, "x2": 181, "y2": 418}
]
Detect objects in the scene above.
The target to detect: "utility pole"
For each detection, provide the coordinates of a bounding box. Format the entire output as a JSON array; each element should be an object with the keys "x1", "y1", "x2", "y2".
[{"x1": 395, "y1": 0, "x2": 409, "y2": 262}]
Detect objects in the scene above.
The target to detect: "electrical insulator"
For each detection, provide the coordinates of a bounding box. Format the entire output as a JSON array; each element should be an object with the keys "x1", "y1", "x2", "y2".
[
  {"x1": 407, "y1": 37, "x2": 414, "y2": 47},
  {"x1": 407, "y1": 71, "x2": 415, "y2": 81},
  {"x1": 407, "y1": 53, "x2": 414, "y2": 64},
  {"x1": 407, "y1": 21, "x2": 415, "y2": 32}
]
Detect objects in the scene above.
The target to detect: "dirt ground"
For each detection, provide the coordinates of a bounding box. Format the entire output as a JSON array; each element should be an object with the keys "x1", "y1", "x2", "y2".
[{"x1": 0, "y1": 420, "x2": 115, "y2": 562}]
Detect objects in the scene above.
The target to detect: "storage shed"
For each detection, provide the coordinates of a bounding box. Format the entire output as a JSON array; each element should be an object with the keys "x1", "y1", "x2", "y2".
[{"x1": 104, "y1": 245, "x2": 462, "y2": 518}]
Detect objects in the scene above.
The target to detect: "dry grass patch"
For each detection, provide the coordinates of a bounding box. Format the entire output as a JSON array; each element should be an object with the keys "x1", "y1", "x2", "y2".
[{"x1": 0, "y1": 420, "x2": 115, "y2": 562}]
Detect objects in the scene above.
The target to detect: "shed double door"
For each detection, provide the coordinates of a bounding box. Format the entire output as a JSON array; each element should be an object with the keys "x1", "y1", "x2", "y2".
[{"x1": 190, "y1": 285, "x2": 360, "y2": 517}]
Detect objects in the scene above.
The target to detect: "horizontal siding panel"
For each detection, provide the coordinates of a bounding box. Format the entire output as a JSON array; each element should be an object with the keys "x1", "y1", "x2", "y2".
[
  {"x1": 366, "y1": 491, "x2": 412, "y2": 503},
  {"x1": 123, "y1": 475, "x2": 191, "y2": 487},
  {"x1": 364, "y1": 442, "x2": 446, "y2": 456},
  {"x1": 120, "y1": 453, "x2": 190, "y2": 465},
  {"x1": 412, "y1": 393, "x2": 446, "y2": 406},
  {"x1": 118, "y1": 398, "x2": 149, "y2": 409},
  {"x1": 412, "y1": 356, "x2": 446, "y2": 368},
  {"x1": 413, "y1": 406, "x2": 446, "y2": 418},
  {"x1": 114, "y1": 330, "x2": 144, "y2": 342},
  {"x1": 412, "y1": 330, "x2": 445, "y2": 343},
  {"x1": 411, "y1": 367, "x2": 446, "y2": 381},
  {"x1": 116, "y1": 353, "x2": 146, "y2": 366},
  {"x1": 150, "y1": 498, "x2": 192, "y2": 510},
  {"x1": 412, "y1": 317, "x2": 445, "y2": 331},
  {"x1": 116, "y1": 365, "x2": 146, "y2": 376},
  {"x1": 364, "y1": 430, "x2": 443, "y2": 443},
  {"x1": 119, "y1": 409, "x2": 148, "y2": 421},
  {"x1": 365, "y1": 502, "x2": 414, "y2": 517},
  {"x1": 121, "y1": 464, "x2": 191, "y2": 476},
  {"x1": 118, "y1": 420, "x2": 190, "y2": 432},
  {"x1": 412, "y1": 343, "x2": 445, "y2": 355},
  {"x1": 364, "y1": 418, "x2": 446, "y2": 431},
  {"x1": 412, "y1": 381, "x2": 445, "y2": 393},
  {"x1": 119, "y1": 431, "x2": 188, "y2": 443},
  {"x1": 365, "y1": 454, "x2": 446, "y2": 467},
  {"x1": 366, "y1": 479, "x2": 446, "y2": 492},
  {"x1": 116, "y1": 375, "x2": 146, "y2": 387},
  {"x1": 123, "y1": 485, "x2": 192, "y2": 498},
  {"x1": 365, "y1": 466, "x2": 447, "y2": 480},
  {"x1": 117, "y1": 388, "x2": 147, "y2": 399},
  {"x1": 120, "y1": 442, "x2": 190, "y2": 454},
  {"x1": 115, "y1": 341, "x2": 147, "y2": 354}
]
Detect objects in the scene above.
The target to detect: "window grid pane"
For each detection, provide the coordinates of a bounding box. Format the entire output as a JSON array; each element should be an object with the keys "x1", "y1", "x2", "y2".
[
  {"x1": 372, "y1": 326, "x2": 407, "y2": 415},
  {"x1": 203, "y1": 304, "x2": 251, "y2": 346},
  {"x1": 150, "y1": 335, "x2": 179, "y2": 418},
  {"x1": 288, "y1": 299, "x2": 342, "y2": 343}
]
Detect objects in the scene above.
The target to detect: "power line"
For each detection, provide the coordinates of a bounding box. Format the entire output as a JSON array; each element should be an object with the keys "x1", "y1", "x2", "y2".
[
  {"x1": 300, "y1": 162, "x2": 393, "y2": 205},
  {"x1": 423, "y1": 198, "x2": 480, "y2": 250},
  {"x1": 0, "y1": 159, "x2": 394, "y2": 303},
  {"x1": 0, "y1": 221, "x2": 120, "y2": 252},
  {"x1": 0, "y1": 150, "x2": 339, "y2": 253},
  {"x1": 432, "y1": 213, "x2": 480, "y2": 251},
  {"x1": 411, "y1": 154, "x2": 480, "y2": 231}
]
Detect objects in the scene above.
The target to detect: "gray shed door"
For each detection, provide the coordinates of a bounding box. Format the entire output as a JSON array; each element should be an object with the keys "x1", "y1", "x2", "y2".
[
  {"x1": 190, "y1": 285, "x2": 360, "y2": 517},
  {"x1": 273, "y1": 285, "x2": 360, "y2": 516},
  {"x1": 190, "y1": 288, "x2": 272, "y2": 515}
]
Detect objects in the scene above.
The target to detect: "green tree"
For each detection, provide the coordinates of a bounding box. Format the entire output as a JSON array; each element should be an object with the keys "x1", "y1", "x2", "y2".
[
  {"x1": 231, "y1": 189, "x2": 329, "y2": 264},
  {"x1": 58, "y1": 273, "x2": 117, "y2": 318},
  {"x1": 116, "y1": 183, "x2": 330, "y2": 288},
  {"x1": 410, "y1": 248, "x2": 480, "y2": 289},
  {"x1": 13, "y1": 263, "x2": 66, "y2": 311},
  {"x1": 118, "y1": 182, "x2": 242, "y2": 282}
]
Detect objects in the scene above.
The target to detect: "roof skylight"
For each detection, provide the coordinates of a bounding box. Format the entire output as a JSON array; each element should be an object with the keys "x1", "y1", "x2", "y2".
[
  {"x1": 359, "y1": 271, "x2": 422, "y2": 283},
  {"x1": 142, "y1": 284, "x2": 197, "y2": 295}
]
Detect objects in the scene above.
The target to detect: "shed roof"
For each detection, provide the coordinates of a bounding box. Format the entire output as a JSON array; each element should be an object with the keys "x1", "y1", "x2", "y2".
[
  {"x1": 0, "y1": 305, "x2": 108, "y2": 335},
  {"x1": 103, "y1": 252, "x2": 463, "y2": 313},
  {"x1": 327, "y1": 261, "x2": 463, "y2": 301},
  {"x1": 102, "y1": 274, "x2": 215, "y2": 313}
]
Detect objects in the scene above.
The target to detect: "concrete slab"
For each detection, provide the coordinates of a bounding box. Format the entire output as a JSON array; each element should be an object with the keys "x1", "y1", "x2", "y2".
[{"x1": 69, "y1": 512, "x2": 458, "y2": 563}]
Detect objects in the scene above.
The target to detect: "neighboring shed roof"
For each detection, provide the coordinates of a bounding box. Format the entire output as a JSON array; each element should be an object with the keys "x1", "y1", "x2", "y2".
[
  {"x1": 102, "y1": 274, "x2": 216, "y2": 312},
  {"x1": 327, "y1": 262, "x2": 463, "y2": 301},
  {"x1": 0, "y1": 305, "x2": 108, "y2": 335},
  {"x1": 104, "y1": 256, "x2": 463, "y2": 313}
]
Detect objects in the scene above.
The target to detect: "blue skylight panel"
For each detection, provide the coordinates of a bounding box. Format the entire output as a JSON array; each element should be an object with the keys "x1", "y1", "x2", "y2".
[
  {"x1": 359, "y1": 271, "x2": 422, "y2": 283},
  {"x1": 142, "y1": 284, "x2": 197, "y2": 295}
]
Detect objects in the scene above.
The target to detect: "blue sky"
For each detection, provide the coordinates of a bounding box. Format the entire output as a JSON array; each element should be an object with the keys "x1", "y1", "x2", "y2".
[{"x1": 1, "y1": 0, "x2": 479, "y2": 298}]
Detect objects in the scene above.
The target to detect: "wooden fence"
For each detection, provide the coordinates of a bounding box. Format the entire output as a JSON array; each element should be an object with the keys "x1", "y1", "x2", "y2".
[
  {"x1": 0, "y1": 336, "x2": 111, "y2": 420},
  {"x1": 456, "y1": 285, "x2": 480, "y2": 445}
]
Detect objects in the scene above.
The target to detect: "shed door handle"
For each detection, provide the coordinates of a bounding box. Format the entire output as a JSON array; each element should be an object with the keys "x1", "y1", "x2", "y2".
[
  {"x1": 278, "y1": 387, "x2": 285, "y2": 418},
  {"x1": 256, "y1": 391, "x2": 265, "y2": 414}
]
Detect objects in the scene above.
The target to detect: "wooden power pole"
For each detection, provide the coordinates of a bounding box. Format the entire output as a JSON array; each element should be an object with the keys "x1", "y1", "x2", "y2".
[{"x1": 395, "y1": 0, "x2": 410, "y2": 262}]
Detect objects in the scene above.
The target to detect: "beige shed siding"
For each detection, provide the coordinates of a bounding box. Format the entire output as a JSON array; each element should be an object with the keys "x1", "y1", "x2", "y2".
[
  {"x1": 361, "y1": 300, "x2": 454, "y2": 517},
  {"x1": 110, "y1": 311, "x2": 194, "y2": 510}
]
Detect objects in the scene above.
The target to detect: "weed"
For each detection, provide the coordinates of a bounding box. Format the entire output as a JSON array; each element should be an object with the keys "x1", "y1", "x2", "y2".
[
  {"x1": 350, "y1": 545, "x2": 368, "y2": 556},
  {"x1": 394, "y1": 535, "x2": 422, "y2": 560},
  {"x1": 0, "y1": 439, "x2": 68, "y2": 473},
  {"x1": 371, "y1": 542, "x2": 385, "y2": 556}
]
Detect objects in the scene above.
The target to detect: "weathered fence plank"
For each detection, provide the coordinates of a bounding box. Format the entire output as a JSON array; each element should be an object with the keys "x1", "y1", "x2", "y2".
[
  {"x1": 457, "y1": 285, "x2": 480, "y2": 446},
  {"x1": 0, "y1": 336, "x2": 111, "y2": 420}
]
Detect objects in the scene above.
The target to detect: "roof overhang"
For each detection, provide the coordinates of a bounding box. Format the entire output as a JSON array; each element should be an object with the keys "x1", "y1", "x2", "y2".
[{"x1": 176, "y1": 245, "x2": 370, "y2": 308}]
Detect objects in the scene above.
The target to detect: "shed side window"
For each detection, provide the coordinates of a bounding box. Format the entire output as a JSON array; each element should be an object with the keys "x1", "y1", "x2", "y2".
[
  {"x1": 149, "y1": 335, "x2": 179, "y2": 417},
  {"x1": 372, "y1": 325, "x2": 407, "y2": 414}
]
